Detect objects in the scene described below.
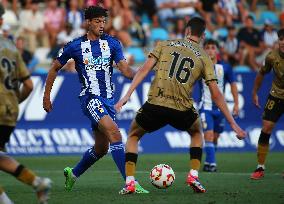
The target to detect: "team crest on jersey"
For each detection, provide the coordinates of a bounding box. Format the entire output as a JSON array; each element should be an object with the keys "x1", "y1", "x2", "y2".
[{"x1": 101, "y1": 42, "x2": 108, "y2": 51}]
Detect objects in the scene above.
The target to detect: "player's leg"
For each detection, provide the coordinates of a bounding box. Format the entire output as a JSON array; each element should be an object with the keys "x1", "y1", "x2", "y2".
[
  {"x1": 186, "y1": 119, "x2": 206, "y2": 193},
  {"x1": 120, "y1": 120, "x2": 148, "y2": 194},
  {"x1": 120, "y1": 102, "x2": 167, "y2": 194},
  {"x1": 64, "y1": 130, "x2": 109, "y2": 191},
  {"x1": 0, "y1": 125, "x2": 51, "y2": 203},
  {"x1": 251, "y1": 95, "x2": 283, "y2": 179},
  {"x1": 200, "y1": 111, "x2": 215, "y2": 172},
  {"x1": 0, "y1": 185, "x2": 13, "y2": 204}
]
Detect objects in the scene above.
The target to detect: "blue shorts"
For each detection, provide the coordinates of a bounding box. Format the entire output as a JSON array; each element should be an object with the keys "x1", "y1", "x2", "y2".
[
  {"x1": 200, "y1": 109, "x2": 225, "y2": 134},
  {"x1": 79, "y1": 95, "x2": 116, "y2": 130}
]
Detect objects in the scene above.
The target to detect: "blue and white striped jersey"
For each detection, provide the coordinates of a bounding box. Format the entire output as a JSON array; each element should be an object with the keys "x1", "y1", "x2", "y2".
[
  {"x1": 57, "y1": 34, "x2": 125, "y2": 98},
  {"x1": 199, "y1": 61, "x2": 236, "y2": 111}
]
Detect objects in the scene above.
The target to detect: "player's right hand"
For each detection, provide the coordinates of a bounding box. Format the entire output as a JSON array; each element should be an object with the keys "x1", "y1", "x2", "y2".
[
  {"x1": 115, "y1": 95, "x2": 129, "y2": 113},
  {"x1": 252, "y1": 93, "x2": 261, "y2": 109},
  {"x1": 231, "y1": 122, "x2": 247, "y2": 140},
  {"x1": 43, "y1": 97, "x2": 53, "y2": 112}
]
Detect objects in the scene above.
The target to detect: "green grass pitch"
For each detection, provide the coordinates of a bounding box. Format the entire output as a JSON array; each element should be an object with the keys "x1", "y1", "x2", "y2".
[{"x1": 0, "y1": 152, "x2": 283, "y2": 204}]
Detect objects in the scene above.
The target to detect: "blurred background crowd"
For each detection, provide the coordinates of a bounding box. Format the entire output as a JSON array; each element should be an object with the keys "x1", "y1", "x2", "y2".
[{"x1": 0, "y1": 0, "x2": 283, "y2": 73}]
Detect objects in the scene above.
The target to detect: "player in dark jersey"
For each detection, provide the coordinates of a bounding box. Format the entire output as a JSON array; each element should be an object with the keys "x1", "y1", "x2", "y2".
[
  {"x1": 200, "y1": 39, "x2": 239, "y2": 172},
  {"x1": 43, "y1": 6, "x2": 147, "y2": 193},
  {"x1": 251, "y1": 28, "x2": 284, "y2": 180},
  {"x1": 115, "y1": 17, "x2": 246, "y2": 194},
  {"x1": 0, "y1": 3, "x2": 51, "y2": 204}
]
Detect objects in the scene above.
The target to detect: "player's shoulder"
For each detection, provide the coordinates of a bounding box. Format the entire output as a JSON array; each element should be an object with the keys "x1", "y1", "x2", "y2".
[
  {"x1": 101, "y1": 33, "x2": 120, "y2": 44},
  {"x1": 266, "y1": 49, "x2": 278, "y2": 59},
  {"x1": 64, "y1": 35, "x2": 86, "y2": 48},
  {"x1": 0, "y1": 36, "x2": 17, "y2": 52}
]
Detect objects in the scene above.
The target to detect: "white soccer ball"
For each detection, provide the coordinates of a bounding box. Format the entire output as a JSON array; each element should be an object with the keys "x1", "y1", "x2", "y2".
[{"x1": 149, "y1": 164, "x2": 175, "y2": 189}]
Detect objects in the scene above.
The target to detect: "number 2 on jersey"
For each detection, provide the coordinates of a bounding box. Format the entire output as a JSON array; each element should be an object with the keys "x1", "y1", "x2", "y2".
[{"x1": 169, "y1": 52, "x2": 194, "y2": 84}]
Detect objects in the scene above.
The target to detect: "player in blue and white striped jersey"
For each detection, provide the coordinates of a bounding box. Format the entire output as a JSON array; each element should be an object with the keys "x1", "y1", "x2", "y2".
[
  {"x1": 199, "y1": 39, "x2": 239, "y2": 172},
  {"x1": 43, "y1": 6, "x2": 148, "y2": 193}
]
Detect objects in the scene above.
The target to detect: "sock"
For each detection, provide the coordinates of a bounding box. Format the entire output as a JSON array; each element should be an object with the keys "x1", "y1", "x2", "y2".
[
  {"x1": 72, "y1": 147, "x2": 102, "y2": 177},
  {"x1": 125, "y1": 152, "x2": 138, "y2": 178},
  {"x1": 14, "y1": 165, "x2": 36, "y2": 186},
  {"x1": 189, "y1": 147, "x2": 202, "y2": 171},
  {"x1": 110, "y1": 142, "x2": 126, "y2": 180},
  {"x1": 126, "y1": 176, "x2": 135, "y2": 184},
  {"x1": 204, "y1": 141, "x2": 216, "y2": 165},
  {"x1": 0, "y1": 190, "x2": 13, "y2": 204},
  {"x1": 214, "y1": 140, "x2": 218, "y2": 152},
  {"x1": 257, "y1": 131, "x2": 270, "y2": 165},
  {"x1": 257, "y1": 164, "x2": 265, "y2": 169},
  {"x1": 189, "y1": 169, "x2": 198, "y2": 177}
]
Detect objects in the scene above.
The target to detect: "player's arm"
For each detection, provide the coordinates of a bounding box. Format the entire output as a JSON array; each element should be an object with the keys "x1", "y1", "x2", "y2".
[
  {"x1": 208, "y1": 81, "x2": 246, "y2": 139},
  {"x1": 115, "y1": 57, "x2": 157, "y2": 112},
  {"x1": 43, "y1": 60, "x2": 63, "y2": 112},
  {"x1": 252, "y1": 52, "x2": 272, "y2": 108},
  {"x1": 18, "y1": 78, "x2": 33, "y2": 103},
  {"x1": 116, "y1": 59, "x2": 136, "y2": 80},
  {"x1": 230, "y1": 82, "x2": 239, "y2": 116}
]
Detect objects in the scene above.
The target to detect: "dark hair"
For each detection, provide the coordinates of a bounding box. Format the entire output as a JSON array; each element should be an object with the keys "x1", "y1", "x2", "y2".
[
  {"x1": 186, "y1": 17, "x2": 206, "y2": 37},
  {"x1": 246, "y1": 15, "x2": 254, "y2": 21},
  {"x1": 84, "y1": 6, "x2": 108, "y2": 20},
  {"x1": 277, "y1": 28, "x2": 284, "y2": 38},
  {"x1": 203, "y1": 39, "x2": 219, "y2": 48}
]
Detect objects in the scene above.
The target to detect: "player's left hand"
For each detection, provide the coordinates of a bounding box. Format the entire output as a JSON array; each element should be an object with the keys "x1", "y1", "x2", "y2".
[{"x1": 115, "y1": 95, "x2": 130, "y2": 112}]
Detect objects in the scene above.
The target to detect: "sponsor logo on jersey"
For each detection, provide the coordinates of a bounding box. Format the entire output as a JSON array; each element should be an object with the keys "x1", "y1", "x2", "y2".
[{"x1": 83, "y1": 56, "x2": 110, "y2": 65}]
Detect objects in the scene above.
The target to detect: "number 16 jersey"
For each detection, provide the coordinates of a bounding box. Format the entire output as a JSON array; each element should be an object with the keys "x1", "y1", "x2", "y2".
[{"x1": 147, "y1": 39, "x2": 217, "y2": 111}]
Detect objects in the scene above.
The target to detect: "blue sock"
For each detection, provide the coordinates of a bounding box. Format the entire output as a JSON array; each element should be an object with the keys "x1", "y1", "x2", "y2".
[
  {"x1": 110, "y1": 142, "x2": 126, "y2": 180},
  {"x1": 72, "y1": 147, "x2": 101, "y2": 177},
  {"x1": 205, "y1": 141, "x2": 216, "y2": 165}
]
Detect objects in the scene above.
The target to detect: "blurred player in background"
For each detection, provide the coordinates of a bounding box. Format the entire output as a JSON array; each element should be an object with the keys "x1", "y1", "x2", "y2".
[
  {"x1": 200, "y1": 39, "x2": 239, "y2": 172},
  {"x1": 43, "y1": 6, "x2": 148, "y2": 193},
  {"x1": 251, "y1": 28, "x2": 284, "y2": 180},
  {"x1": 115, "y1": 17, "x2": 246, "y2": 194},
  {"x1": 0, "y1": 3, "x2": 51, "y2": 204}
]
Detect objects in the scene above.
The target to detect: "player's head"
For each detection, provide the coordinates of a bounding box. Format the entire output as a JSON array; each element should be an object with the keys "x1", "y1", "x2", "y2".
[
  {"x1": 245, "y1": 15, "x2": 254, "y2": 29},
  {"x1": 277, "y1": 28, "x2": 284, "y2": 53},
  {"x1": 0, "y1": 3, "x2": 4, "y2": 27},
  {"x1": 184, "y1": 17, "x2": 206, "y2": 42},
  {"x1": 203, "y1": 39, "x2": 219, "y2": 60},
  {"x1": 85, "y1": 6, "x2": 108, "y2": 37}
]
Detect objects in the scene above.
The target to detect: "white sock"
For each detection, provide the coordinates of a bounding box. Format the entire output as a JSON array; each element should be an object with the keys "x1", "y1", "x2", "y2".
[
  {"x1": 32, "y1": 176, "x2": 41, "y2": 188},
  {"x1": 257, "y1": 164, "x2": 265, "y2": 170},
  {"x1": 126, "y1": 176, "x2": 135, "y2": 184},
  {"x1": 0, "y1": 192, "x2": 14, "y2": 204},
  {"x1": 190, "y1": 169, "x2": 198, "y2": 177}
]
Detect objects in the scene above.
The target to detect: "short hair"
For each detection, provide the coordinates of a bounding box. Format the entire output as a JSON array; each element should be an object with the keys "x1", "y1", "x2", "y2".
[
  {"x1": 246, "y1": 15, "x2": 254, "y2": 22},
  {"x1": 203, "y1": 39, "x2": 219, "y2": 48},
  {"x1": 277, "y1": 28, "x2": 284, "y2": 38},
  {"x1": 186, "y1": 17, "x2": 206, "y2": 37},
  {"x1": 84, "y1": 6, "x2": 108, "y2": 20}
]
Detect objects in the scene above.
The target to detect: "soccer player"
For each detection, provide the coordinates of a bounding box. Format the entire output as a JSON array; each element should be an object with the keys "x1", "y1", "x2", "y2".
[
  {"x1": 115, "y1": 17, "x2": 246, "y2": 194},
  {"x1": 250, "y1": 28, "x2": 284, "y2": 180},
  {"x1": 0, "y1": 3, "x2": 51, "y2": 204},
  {"x1": 200, "y1": 39, "x2": 239, "y2": 172},
  {"x1": 43, "y1": 6, "x2": 147, "y2": 193}
]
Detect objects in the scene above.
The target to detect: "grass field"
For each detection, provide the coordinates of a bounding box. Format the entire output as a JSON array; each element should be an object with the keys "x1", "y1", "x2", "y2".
[{"x1": 0, "y1": 152, "x2": 283, "y2": 204}]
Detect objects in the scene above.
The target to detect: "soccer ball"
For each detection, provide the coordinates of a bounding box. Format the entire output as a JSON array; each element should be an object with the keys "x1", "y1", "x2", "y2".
[{"x1": 149, "y1": 164, "x2": 175, "y2": 189}]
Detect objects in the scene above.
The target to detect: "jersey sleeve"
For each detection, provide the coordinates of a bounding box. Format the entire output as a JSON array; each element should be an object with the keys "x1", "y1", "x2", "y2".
[
  {"x1": 148, "y1": 41, "x2": 163, "y2": 60},
  {"x1": 56, "y1": 42, "x2": 73, "y2": 66},
  {"x1": 16, "y1": 51, "x2": 30, "y2": 81},
  {"x1": 201, "y1": 56, "x2": 217, "y2": 85},
  {"x1": 112, "y1": 39, "x2": 125, "y2": 64},
  {"x1": 225, "y1": 63, "x2": 237, "y2": 83},
  {"x1": 259, "y1": 51, "x2": 273, "y2": 75}
]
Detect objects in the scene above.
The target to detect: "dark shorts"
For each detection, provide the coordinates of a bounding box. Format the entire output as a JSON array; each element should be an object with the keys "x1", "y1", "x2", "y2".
[
  {"x1": 0, "y1": 125, "x2": 15, "y2": 150},
  {"x1": 262, "y1": 94, "x2": 284, "y2": 123},
  {"x1": 135, "y1": 102, "x2": 199, "y2": 132}
]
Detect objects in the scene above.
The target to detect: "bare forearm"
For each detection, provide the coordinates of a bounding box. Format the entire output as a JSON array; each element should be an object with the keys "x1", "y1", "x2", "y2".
[
  {"x1": 19, "y1": 87, "x2": 32, "y2": 103},
  {"x1": 121, "y1": 68, "x2": 136, "y2": 80},
  {"x1": 44, "y1": 68, "x2": 59, "y2": 99},
  {"x1": 252, "y1": 73, "x2": 264, "y2": 94},
  {"x1": 212, "y1": 90, "x2": 235, "y2": 125},
  {"x1": 231, "y1": 83, "x2": 239, "y2": 106}
]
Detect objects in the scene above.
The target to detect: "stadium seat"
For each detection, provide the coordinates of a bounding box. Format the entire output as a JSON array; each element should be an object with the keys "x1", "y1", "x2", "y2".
[
  {"x1": 150, "y1": 28, "x2": 169, "y2": 43},
  {"x1": 213, "y1": 27, "x2": 228, "y2": 41},
  {"x1": 205, "y1": 29, "x2": 212, "y2": 39},
  {"x1": 126, "y1": 46, "x2": 146, "y2": 63},
  {"x1": 234, "y1": 65, "x2": 251, "y2": 73},
  {"x1": 258, "y1": 11, "x2": 279, "y2": 25}
]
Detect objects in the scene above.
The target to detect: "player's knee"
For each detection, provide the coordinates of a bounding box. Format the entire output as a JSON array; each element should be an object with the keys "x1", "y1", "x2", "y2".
[
  {"x1": 258, "y1": 131, "x2": 271, "y2": 145},
  {"x1": 107, "y1": 128, "x2": 122, "y2": 142},
  {"x1": 262, "y1": 125, "x2": 274, "y2": 134}
]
